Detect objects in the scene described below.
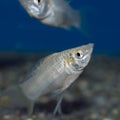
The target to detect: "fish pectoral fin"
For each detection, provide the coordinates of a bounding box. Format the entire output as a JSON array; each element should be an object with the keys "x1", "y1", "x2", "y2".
[
  {"x1": 50, "y1": 88, "x2": 63, "y2": 98},
  {"x1": 61, "y1": 73, "x2": 80, "y2": 91},
  {"x1": 27, "y1": 100, "x2": 35, "y2": 115},
  {"x1": 51, "y1": 73, "x2": 80, "y2": 96}
]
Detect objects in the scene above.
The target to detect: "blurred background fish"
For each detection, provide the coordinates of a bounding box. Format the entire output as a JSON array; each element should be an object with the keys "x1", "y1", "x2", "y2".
[
  {"x1": 19, "y1": 0, "x2": 80, "y2": 29},
  {"x1": 0, "y1": 0, "x2": 119, "y2": 53}
]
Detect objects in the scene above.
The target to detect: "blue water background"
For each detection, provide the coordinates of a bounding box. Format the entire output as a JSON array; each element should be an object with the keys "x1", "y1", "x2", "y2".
[{"x1": 0, "y1": 0, "x2": 120, "y2": 55}]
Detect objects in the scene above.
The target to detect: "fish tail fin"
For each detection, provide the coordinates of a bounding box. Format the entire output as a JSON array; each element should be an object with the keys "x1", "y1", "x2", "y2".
[
  {"x1": 0, "y1": 85, "x2": 34, "y2": 114},
  {"x1": 68, "y1": 4, "x2": 94, "y2": 38},
  {"x1": 72, "y1": 11, "x2": 81, "y2": 29},
  {"x1": 62, "y1": 1, "x2": 91, "y2": 37},
  {"x1": 78, "y1": 6, "x2": 94, "y2": 38}
]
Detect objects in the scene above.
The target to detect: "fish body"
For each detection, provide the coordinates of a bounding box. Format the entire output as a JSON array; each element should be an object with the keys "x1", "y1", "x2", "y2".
[
  {"x1": 19, "y1": 0, "x2": 80, "y2": 28},
  {"x1": 0, "y1": 43, "x2": 93, "y2": 114},
  {"x1": 20, "y1": 43, "x2": 93, "y2": 100}
]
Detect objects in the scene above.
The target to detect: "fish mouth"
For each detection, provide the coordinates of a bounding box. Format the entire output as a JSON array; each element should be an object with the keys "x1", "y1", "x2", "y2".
[
  {"x1": 26, "y1": 2, "x2": 51, "y2": 20},
  {"x1": 75, "y1": 67, "x2": 84, "y2": 71},
  {"x1": 39, "y1": 11, "x2": 51, "y2": 20},
  {"x1": 73, "y1": 68, "x2": 84, "y2": 73},
  {"x1": 87, "y1": 43, "x2": 94, "y2": 55},
  {"x1": 72, "y1": 63, "x2": 84, "y2": 71},
  {"x1": 38, "y1": 5, "x2": 52, "y2": 20}
]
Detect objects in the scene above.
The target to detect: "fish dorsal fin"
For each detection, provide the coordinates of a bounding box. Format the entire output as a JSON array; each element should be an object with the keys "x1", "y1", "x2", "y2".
[
  {"x1": 19, "y1": 53, "x2": 58, "y2": 84},
  {"x1": 19, "y1": 57, "x2": 45, "y2": 84}
]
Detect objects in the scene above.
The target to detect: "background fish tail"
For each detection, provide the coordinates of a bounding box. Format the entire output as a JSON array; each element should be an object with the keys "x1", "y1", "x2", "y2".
[
  {"x1": 0, "y1": 85, "x2": 34, "y2": 114},
  {"x1": 71, "y1": 10, "x2": 80, "y2": 28},
  {"x1": 78, "y1": 6, "x2": 94, "y2": 38},
  {"x1": 56, "y1": 0, "x2": 90, "y2": 30}
]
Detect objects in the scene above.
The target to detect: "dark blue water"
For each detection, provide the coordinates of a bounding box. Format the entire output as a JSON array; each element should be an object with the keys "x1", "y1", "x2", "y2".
[{"x1": 0, "y1": 0, "x2": 120, "y2": 55}]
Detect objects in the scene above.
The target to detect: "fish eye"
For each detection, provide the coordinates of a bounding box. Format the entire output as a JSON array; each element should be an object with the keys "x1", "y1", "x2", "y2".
[
  {"x1": 75, "y1": 51, "x2": 83, "y2": 58},
  {"x1": 34, "y1": 0, "x2": 40, "y2": 4},
  {"x1": 38, "y1": 0, "x2": 40, "y2": 3},
  {"x1": 76, "y1": 52, "x2": 80, "y2": 57}
]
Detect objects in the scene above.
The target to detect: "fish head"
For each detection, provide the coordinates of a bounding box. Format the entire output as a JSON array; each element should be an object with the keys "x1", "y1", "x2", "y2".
[
  {"x1": 19, "y1": 0, "x2": 51, "y2": 19},
  {"x1": 64, "y1": 43, "x2": 94, "y2": 74}
]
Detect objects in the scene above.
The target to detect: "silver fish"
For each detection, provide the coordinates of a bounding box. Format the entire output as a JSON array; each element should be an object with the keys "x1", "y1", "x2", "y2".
[
  {"x1": 0, "y1": 43, "x2": 93, "y2": 115},
  {"x1": 19, "y1": 0, "x2": 80, "y2": 28}
]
